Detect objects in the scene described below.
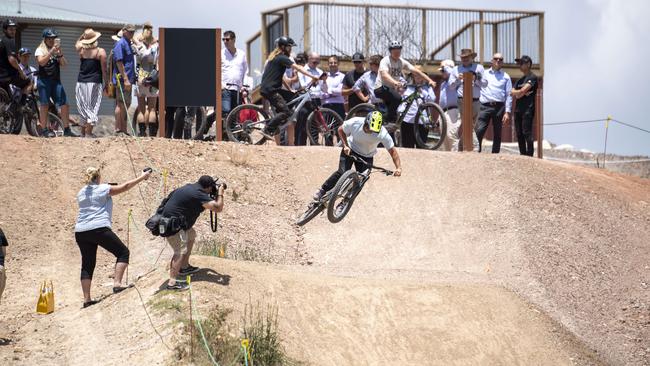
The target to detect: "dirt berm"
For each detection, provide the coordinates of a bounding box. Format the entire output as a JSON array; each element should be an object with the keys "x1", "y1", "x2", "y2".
[{"x1": 0, "y1": 135, "x2": 647, "y2": 365}]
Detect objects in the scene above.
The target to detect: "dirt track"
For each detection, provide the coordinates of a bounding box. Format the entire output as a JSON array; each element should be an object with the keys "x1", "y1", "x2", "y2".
[{"x1": 0, "y1": 135, "x2": 648, "y2": 365}]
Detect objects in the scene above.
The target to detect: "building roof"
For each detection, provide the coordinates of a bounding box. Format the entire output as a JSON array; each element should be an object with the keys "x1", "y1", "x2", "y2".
[{"x1": 0, "y1": 0, "x2": 128, "y2": 28}]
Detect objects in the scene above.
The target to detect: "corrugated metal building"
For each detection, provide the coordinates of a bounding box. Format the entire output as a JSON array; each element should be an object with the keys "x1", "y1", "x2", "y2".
[{"x1": 1, "y1": 0, "x2": 130, "y2": 115}]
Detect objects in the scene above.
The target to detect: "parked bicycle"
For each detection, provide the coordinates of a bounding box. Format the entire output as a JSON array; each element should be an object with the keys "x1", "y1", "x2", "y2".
[
  {"x1": 296, "y1": 154, "x2": 393, "y2": 226},
  {"x1": 346, "y1": 83, "x2": 447, "y2": 150},
  {"x1": 0, "y1": 84, "x2": 64, "y2": 137},
  {"x1": 225, "y1": 76, "x2": 343, "y2": 145}
]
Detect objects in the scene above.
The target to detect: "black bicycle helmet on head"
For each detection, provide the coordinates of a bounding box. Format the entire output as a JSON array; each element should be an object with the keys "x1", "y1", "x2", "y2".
[
  {"x1": 2, "y1": 19, "x2": 17, "y2": 30},
  {"x1": 388, "y1": 40, "x2": 403, "y2": 50},
  {"x1": 277, "y1": 36, "x2": 296, "y2": 47},
  {"x1": 42, "y1": 28, "x2": 57, "y2": 38}
]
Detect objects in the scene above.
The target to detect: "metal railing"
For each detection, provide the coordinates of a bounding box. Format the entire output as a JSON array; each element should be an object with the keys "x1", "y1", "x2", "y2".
[{"x1": 247, "y1": 2, "x2": 544, "y2": 88}]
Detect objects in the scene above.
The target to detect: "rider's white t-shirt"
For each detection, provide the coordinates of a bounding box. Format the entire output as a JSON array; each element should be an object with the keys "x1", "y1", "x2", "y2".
[
  {"x1": 342, "y1": 117, "x2": 394, "y2": 158},
  {"x1": 374, "y1": 56, "x2": 413, "y2": 90}
]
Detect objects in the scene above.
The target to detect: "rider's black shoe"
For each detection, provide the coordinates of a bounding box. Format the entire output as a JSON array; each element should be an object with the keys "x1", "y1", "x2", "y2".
[
  {"x1": 40, "y1": 128, "x2": 55, "y2": 138},
  {"x1": 313, "y1": 188, "x2": 325, "y2": 201}
]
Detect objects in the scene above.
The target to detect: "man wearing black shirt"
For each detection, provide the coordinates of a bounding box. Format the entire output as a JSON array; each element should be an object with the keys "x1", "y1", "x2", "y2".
[
  {"x1": 343, "y1": 52, "x2": 366, "y2": 110},
  {"x1": 260, "y1": 36, "x2": 318, "y2": 137},
  {"x1": 511, "y1": 55, "x2": 539, "y2": 156},
  {"x1": 159, "y1": 175, "x2": 225, "y2": 290},
  {"x1": 0, "y1": 19, "x2": 30, "y2": 96}
]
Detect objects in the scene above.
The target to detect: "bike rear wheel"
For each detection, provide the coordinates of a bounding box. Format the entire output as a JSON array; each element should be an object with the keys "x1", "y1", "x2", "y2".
[
  {"x1": 327, "y1": 170, "x2": 362, "y2": 223},
  {"x1": 413, "y1": 102, "x2": 447, "y2": 150},
  {"x1": 345, "y1": 103, "x2": 377, "y2": 120},
  {"x1": 225, "y1": 104, "x2": 270, "y2": 145},
  {"x1": 307, "y1": 107, "x2": 343, "y2": 146},
  {"x1": 296, "y1": 201, "x2": 326, "y2": 226},
  {"x1": 47, "y1": 112, "x2": 64, "y2": 137}
]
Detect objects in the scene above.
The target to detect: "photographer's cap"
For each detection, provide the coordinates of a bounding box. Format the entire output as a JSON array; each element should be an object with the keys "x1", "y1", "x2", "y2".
[
  {"x1": 515, "y1": 55, "x2": 533, "y2": 65},
  {"x1": 198, "y1": 175, "x2": 216, "y2": 188}
]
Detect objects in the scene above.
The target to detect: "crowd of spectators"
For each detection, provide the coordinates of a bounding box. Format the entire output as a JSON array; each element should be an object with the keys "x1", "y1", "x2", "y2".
[{"x1": 0, "y1": 19, "x2": 538, "y2": 155}]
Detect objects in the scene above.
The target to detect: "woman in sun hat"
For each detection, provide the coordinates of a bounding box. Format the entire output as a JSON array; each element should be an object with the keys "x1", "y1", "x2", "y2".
[{"x1": 75, "y1": 28, "x2": 108, "y2": 138}]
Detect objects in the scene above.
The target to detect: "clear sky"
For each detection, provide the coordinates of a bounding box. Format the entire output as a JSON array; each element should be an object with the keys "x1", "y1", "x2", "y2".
[{"x1": 24, "y1": 0, "x2": 650, "y2": 156}]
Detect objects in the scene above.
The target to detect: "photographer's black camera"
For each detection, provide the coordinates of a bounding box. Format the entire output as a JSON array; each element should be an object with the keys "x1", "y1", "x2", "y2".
[{"x1": 210, "y1": 177, "x2": 227, "y2": 198}]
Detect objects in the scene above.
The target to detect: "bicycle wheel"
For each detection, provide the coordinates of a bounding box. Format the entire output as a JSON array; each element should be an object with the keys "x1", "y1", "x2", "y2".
[
  {"x1": 413, "y1": 102, "x2": 447, "y2": 150},
  {"x1": 307, "y1": 107, "x2": 343, "y2": 146},
  {"x1": 225, "y1": 104, "x2": 269, "y2": 145},
  {"x1": 0, "y1": 89, "x2": 14, "y2": 134},
  {"x1": 345, "y1": 103, "x2": 376, "y2": 120},
  {"x1": 327, "y1": 170, "x2": 362, "y2": 223},
  {"x1": 296, "y1": 201, "x2": 326, "y2": 226},
  {"x1": 22, "y1": 98, "x2": 40, "y2": 136},
  {"x1": 47, "y1": 112, "x2": 64, "y2": 137}
]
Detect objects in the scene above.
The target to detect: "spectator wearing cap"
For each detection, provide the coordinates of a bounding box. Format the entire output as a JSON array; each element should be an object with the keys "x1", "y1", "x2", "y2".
[
  {"x1": 112, "y1": 24, "x2": 137, "y2": 135},
  {"x1": 511, "y1": 55, "x2": 538, "y2": 157},
  {"x1": 475, "y1": 53, "x2": 512, "y2": 153},
  {"x1": 0, "y1": 19, "x2": 31, "y2": 98},
  {"x1": 74, "y1": 28, "x2": 108, "y2": 138},
  {"x1": 283, "y1": 52, "x2": 306, "y2": 92},
  {"x1": 352, "y1": 54, "x2": 382, "y2": 105},
  {"x1": 343, "y1": 52, "x2": 366, "y2": 110},
  {"x1": 295, "y1": 52, "x2": 325, "y2": 145},
  {"x1": 399, "y1": 65, "x2": 436, "y2": 148},
  {"x1": 17, "y1": 48, "x2": 37, "y2": 94},
  {"x1": 448, "y1": 48, "x2": 483, "y2": 150},
  {"x1": 438, "y1": 60, "x2": 460, "y2": 151},
  {"x1": 35, "y1": 28, "x2": 77, "y2": 137},
  {"x1": 133, "y1": 22, "x2": 159, "y2": 137},
  {"x1": 321, "y1": 55, "x2": 346, "y2": 120},
  {"x1": 221, "y1": 30, "x2": 247, "y2": 120}
]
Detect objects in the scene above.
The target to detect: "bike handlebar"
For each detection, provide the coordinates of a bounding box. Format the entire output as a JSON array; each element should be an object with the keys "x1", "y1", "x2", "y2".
[{"x1": 347, "y1": 154, "x2": 393, "y2": 176}]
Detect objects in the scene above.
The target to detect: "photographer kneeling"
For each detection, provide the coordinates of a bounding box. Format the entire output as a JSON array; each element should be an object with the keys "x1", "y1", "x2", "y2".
[{"x1": 158, "y1": 175, "x2": 224, "y2": 290}]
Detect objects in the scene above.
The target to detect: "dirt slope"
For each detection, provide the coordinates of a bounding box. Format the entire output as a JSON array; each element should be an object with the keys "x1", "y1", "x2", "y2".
[{"x1": 0, "y1": 135, "x2": 648, "y2": 365}]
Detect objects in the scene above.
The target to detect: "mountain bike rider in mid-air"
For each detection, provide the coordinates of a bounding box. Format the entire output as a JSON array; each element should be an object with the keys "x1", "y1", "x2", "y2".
[
  {"x1": 313, "y1": 111, "x2": 402, "y2": 201},
  {"x1": 260, "y1": 36, "x2": 319, "y2": 137}
]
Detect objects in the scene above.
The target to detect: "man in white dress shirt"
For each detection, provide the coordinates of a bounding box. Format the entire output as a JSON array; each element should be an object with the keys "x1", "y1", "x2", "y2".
[{"x1": 221, "y1": 30, "x2": 247, "y2": 118}]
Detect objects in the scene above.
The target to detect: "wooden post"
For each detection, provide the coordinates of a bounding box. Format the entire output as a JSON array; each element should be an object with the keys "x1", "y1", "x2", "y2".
[
  {"x1": 421, "y1": 9, "x2": 427, "y2": 59},
  {"x1": 536, "y1": 79, "x2": 544, "y2": 159},
  {"x1": 515, "y1": 18, "x2": 521, "y2": 60},
  {"x1": 158, "y1": 28, "x2": 166, "y2": 138},
  {"x1": 479, "y1": 12, "x2": 485, "y2": 63},
  {"x1": 462, "y1": 72, "x2": 474, "y2": 151},
  {"x1": 261, "y1": 13, "x2": 269, "y2": 60},
  {"x1": 216, "y1": 28, "x2": 223, "y2": 141},
  {"x1": 539, "y1": 13, "x2": 545, "y2": 75},
  {"x1": 288, "y1": 124, "x2": 295, "y2": 146},
  {"x1": 492, "y1": 23, "x2": 498, "y2": 56},
  {"x1": 364, "y1": 6, "x2": 370, "y2": 57},
  {"x1": 284, "y1": 8, "x2": 289, "y2": 35},
  {"x1": 303, "y1": 4, "x2": 310, "y2": 52}
]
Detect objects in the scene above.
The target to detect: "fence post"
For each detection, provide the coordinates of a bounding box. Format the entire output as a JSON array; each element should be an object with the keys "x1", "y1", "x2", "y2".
[
  {"x1": 364, "y1": 7, "x2": 370, "y2": 57},
  {"x1": 462, "y1": 72, "x2": 474, "y2": 151},
  {"x1": 536, "y1": 79, "x2": 544, "y2": 159},
  {"x1": 158, "y1": 28, "x2": 166, "y2": 138},
  {"x1": 215, "y1": 28, "x2": 223, "y2": 141},
  {"x1": 303, "y1": 4, "x2": 310, "y2": 52},
  {"x1": 421, "y1": 9, "x2": 427, "y2": 59},
  {"x1": 479, "y1": 11, "x2": 485, "y2": 63}
]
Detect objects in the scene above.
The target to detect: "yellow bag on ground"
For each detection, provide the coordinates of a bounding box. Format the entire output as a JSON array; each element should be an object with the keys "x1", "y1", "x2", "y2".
[{"x1": 36, "y1": 280, "x2": 54, "y2": 314}]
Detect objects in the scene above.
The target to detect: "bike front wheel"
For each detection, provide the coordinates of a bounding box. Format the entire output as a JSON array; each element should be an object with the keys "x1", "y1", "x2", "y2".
[
  {"x1": 413, "y1": 102, "x2": 447, "y2": 150},
  {"x1": 225, "y1": 104, "x2": 270, "y2": 145},
  {"x1": 296, "y1": 201, "x2": 326, "y2": 226},
  {"x1": 22, "y1": 98, "x2": 40, "y2": 136},
  {"x1": 307, "y1": 107, "x2": 343, "y2": 146},
  {"x1": 327, "y1": 170, "x2": 362, "y2": 223}
]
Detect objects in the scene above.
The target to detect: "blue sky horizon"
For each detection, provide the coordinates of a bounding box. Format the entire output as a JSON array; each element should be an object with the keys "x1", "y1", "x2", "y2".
[{"x1": 15, "y1": 0, "x2": 650, "y2": 156}]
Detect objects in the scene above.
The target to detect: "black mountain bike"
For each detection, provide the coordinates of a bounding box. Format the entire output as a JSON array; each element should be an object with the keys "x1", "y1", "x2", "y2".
[
  {"x1": 346, "y1": 83, "x2": 447, "y2": 150},
  {"x1": 226, "y1": 76, "x2": 343, "y2": 145},
  {"x1": 0, "y1": 86, "x2": 63, "y2": 136},
  {"x1": 296, "y1": 154, "x2": 393, "y2": 226}
]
